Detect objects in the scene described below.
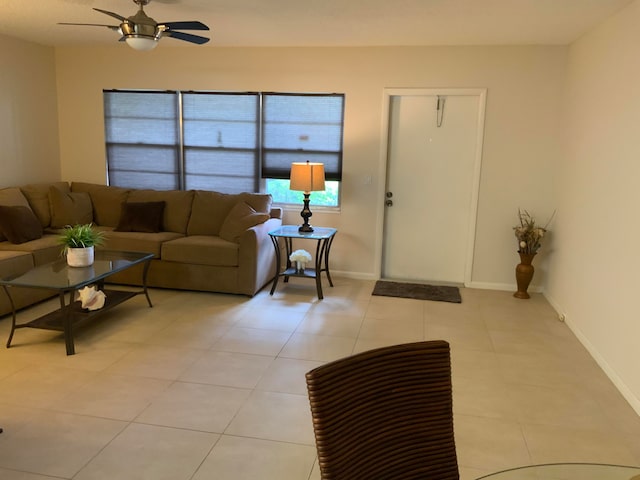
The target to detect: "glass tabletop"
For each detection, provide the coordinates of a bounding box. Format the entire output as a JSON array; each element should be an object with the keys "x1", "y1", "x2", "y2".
[
  {"x1": 476, "y1": 463, "x2": 640, "y2": 480},
  {"x1": 0, "y1": 250, "x2": 154, "y2": 290},
  {"x1": 269, "y1": 225, "x2": 337, "y2": 240}
]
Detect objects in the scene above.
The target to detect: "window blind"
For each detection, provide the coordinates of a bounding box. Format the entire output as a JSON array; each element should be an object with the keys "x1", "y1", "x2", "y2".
[
  {"x1": 104, "y1": 90, "x2": 344, "y2": 194},
  {"x1": 261, "y1": 93, "x2": 344, "y2": 181},
  {"x1": 182, "y1": 92, "x2": 259, "y2": 193},
  {"x1": 104, "y1": 91, "x2": 179, "y2": 190}
]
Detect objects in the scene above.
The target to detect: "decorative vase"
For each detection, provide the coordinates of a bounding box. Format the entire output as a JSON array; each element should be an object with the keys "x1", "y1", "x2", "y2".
[
  {"x1": 67, "y1": 246, "x2": 95, "y2": 267},
  {"x1": 514, "y1": 252, "x2": 536, "y2": 299},
  {"x1": 295, "y1": 261, "x2": 305, "y2": 274}
]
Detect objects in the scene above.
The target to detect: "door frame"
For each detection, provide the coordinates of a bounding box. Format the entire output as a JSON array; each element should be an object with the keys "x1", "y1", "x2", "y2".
[{"x1": 375, "y1": 88, "x2": 487, "y2": 286}]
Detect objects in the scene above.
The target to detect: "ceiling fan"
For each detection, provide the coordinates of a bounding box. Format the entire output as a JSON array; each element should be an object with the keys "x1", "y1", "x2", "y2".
[{"x1": 59, "y1": 0, "x2": 210, "y2": 51}]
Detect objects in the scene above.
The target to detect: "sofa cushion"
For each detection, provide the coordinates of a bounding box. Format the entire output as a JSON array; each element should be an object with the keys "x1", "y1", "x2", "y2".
[
  {"x1": 187, "y1": 190, "x2": 239, "y2": 237},
  {"x1": 0, "y1": 250, "x2": 35, "y2": 279},
  {"x1": 0, "y1": 187, "x2": 32, "y2": 242},
  {"x1": 0, "y1": 205, "x2": 44, "y2": 244},
  {"x1": 161, "y1": 235, "x2": 239, "y2": 267},
  {"x1": 0, "y1": 187, "x2": 31, "y2": 208},
  {"x1": 115, "y1": 201, "x2": 165, "y2": 233},
  {"x1": 126, "y1": 189, "x2": 194, "y2": 234},
  {"x1": 20, "y1": 182, "x2": 70, "y2": 228},
  {"x1": 186, "y1": 191, "x2": 271, "y2": 237},
  {"x1": 219, "y1": 202, "x2": 270, "y2": 243},
  {"x1": 0, "y1": 234, "x2": 62, "y2": 265},
  {"x1": 71, "y1": 182, "x2": 130, "y2": 227},
  {"x1": 49, "y1": 185, "x2": 93, "y2": 228},
  {"x1": 101, "y1": 230, "x2": 184, "y2": 258}
]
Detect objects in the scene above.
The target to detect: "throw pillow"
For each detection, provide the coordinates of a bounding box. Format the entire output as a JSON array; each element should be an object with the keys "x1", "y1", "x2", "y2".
[
  {"x1": 115, "y1": 201, "x2": 166, "y2": 233},
  {"x1": 20, "y1": 182, "x2": 70, "y2": 228},
  {"x1": 0, "y1": 187, "x2": 32, "y2": 242},
  {"x1": 219, "y1": 202, "x2": 270, "y2": 243},
  {"x1": 239, "y1": 192, "x2": 273, "y2": 215},
  {"x1": 49, "y1": 185, "x2": 93, "y2": 228},
  {"x1": 0, "y1": 205, "x2": 44, "y2": 244}
]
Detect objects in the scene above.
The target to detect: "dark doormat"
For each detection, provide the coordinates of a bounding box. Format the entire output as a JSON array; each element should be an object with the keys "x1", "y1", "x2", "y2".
[{"x1": 372, "y1": 281, "x2": 462, "y2": 303}]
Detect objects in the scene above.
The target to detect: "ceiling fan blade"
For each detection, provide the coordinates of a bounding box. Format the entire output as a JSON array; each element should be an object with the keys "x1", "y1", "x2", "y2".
[
  {"x1": 93, "y1": 8, "x2": 127, "y2": 22},
  {"x1": 164, "y1": 30, "x2": 210, "y2": 45},
  {"x1": 58, "y1": 22, "x2": 120, "y2": 31},
  {"x1": 161, "y1": 21, "x2": 209, "y2": 31}
]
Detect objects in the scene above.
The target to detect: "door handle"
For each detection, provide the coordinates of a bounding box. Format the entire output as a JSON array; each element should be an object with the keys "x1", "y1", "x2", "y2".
[{"x1": 385, "y1": 199, "x2": 393, "y2": 207}]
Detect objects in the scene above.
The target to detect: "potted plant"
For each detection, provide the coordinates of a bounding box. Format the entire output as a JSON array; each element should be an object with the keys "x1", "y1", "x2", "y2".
[{"x1": 58, "y1": 223, "x2": 105, "y2": 267}]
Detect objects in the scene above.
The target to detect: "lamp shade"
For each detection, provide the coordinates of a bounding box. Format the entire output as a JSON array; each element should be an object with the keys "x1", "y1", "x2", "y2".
[{"x1": 290, "y1": 161, "x2": 325, "y2": 192}]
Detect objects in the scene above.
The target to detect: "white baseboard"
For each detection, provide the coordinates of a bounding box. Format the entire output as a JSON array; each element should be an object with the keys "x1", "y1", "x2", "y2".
[
  {"x1": 543, "y1": 292, "x2": 640, "y2": 416},
  {"x1": 465, "y1": 281, "x2": 543, "y2": 293},
  {"x1": 333, "y1": 275, "x2": 546, "y2": 294},
  {"x1": 331, "y1": 270, "x2": 377, "y2": 281}
]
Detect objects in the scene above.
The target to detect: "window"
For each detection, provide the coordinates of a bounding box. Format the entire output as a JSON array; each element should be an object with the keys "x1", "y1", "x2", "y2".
[
  {"x1": 183, "y1": 92, "x2": 259, "y2": 192},
  {"x1": 103, "y1": 90, "x2": 344, "y2": 206},
  {"x1": 104, "y1": 91, "x2": 180, "y2": 190}
]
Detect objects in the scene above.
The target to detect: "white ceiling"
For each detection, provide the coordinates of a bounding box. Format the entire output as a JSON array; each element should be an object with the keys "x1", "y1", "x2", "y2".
[{"x1": 0, "y1": 0, "x2": 634, "y2": 48}]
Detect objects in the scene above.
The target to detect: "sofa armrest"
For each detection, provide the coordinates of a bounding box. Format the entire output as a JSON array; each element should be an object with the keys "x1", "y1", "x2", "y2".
[
  {"x1": 237, "y1": 216, "x2": 282, "y2": 295},
  {"x1": 239, "y1": 216, "x2": 280, "y2": 244}
]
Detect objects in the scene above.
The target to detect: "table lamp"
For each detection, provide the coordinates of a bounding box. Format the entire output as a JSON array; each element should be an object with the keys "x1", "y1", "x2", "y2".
[{"x1": 289, "y1": 161, "x2": 325, "y2": 232}]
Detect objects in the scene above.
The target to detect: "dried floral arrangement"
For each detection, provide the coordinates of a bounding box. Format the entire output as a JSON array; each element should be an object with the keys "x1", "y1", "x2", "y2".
[{"x1": 513, "y1": 209, "x2": 554, "y2": 255}]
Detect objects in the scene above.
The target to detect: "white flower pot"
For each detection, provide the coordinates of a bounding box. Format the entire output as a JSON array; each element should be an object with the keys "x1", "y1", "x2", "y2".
[{"x1": 67, "y1": 246, "x2": 95, "y2": 267}]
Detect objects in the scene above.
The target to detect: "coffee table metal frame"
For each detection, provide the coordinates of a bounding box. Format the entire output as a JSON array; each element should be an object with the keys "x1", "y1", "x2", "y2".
[
  {"x1": 1, "y1": 250, "x2": 154, "y2": 355},
  {"x1": 476, "y1": 462, "x2": 640, "y2": 479},
  {"x1": 268, "y1": 225, "x2": 337, "y2": 299}
]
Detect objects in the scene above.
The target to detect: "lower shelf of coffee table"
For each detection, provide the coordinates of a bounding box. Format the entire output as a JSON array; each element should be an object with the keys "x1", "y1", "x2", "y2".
[{"x1": 17, "y1": 289, "x2": 140, "y2": 332}]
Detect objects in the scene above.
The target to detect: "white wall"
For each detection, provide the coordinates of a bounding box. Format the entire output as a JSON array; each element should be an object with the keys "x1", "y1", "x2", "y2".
[
  {"x1": 55, "y1": 45, "x2": 565, "y2": 285},
  {"x1": 546, "y1": 0, "x2": 640, "y2": 413},
  {"x1": 0, "y1": 34, "x2": 60, "y2": 187}
]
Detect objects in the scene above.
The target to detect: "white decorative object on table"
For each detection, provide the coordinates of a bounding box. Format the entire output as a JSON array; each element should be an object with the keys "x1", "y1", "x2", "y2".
[
  {"x1": 77, "y1": 286, "x2": 107, "y2": 311},
  {"x1": 289, "y1": 249, "x2": 312, "y2": 273}
]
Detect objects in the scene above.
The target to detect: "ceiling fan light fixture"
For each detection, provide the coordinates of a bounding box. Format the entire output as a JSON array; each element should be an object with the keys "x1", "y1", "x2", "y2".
[{"x1": 125, "y1": 35, "x2": 159, "y2": 51}]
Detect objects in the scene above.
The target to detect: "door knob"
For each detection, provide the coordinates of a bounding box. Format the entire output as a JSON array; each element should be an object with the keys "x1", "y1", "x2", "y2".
[
  {"x1": 386, "y1": 191, "x2": 393, "y2": 198},
  {"x1": 385, "y1": 199, "x2": 393, "y2": 207}
]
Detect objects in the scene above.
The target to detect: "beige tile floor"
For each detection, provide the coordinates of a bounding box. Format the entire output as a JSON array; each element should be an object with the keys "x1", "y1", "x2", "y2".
[{"x1": 0, "y1": 277, "x2": 638, "y2": 479}]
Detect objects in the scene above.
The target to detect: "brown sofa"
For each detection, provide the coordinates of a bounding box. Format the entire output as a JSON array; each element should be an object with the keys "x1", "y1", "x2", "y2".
[{"x1": 0, "y1": 182, "x2": 282, "y2": 317}]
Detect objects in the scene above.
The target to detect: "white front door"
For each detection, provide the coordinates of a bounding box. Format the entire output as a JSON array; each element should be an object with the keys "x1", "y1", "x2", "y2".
[{"x1": 382, "y1": 89, "x2": 485, "y2": 285}]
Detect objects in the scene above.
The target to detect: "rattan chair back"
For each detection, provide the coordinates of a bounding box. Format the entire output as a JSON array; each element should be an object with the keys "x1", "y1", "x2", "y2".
[{"x1": 305, "y1": 340, "x2": 459, "y2": 480}]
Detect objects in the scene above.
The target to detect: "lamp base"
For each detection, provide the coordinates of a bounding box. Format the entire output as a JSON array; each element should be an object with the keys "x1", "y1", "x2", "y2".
[{"x1": 299, "y1": 193, "x2": 314, "y2": 233}]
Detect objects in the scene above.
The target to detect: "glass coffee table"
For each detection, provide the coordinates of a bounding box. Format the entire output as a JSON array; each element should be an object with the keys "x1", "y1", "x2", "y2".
[
  {"x1": 476, "y1": 463, "x2": 640, "y2": 479},
  {"x1": 0, "y1": 250, "x2": 154, "y2": 355}
]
